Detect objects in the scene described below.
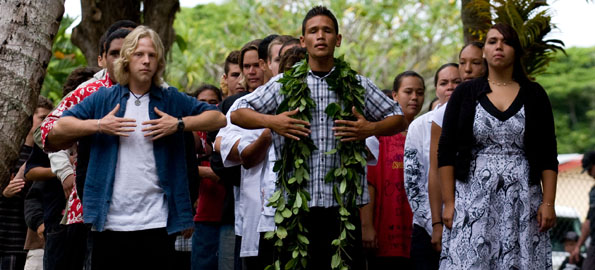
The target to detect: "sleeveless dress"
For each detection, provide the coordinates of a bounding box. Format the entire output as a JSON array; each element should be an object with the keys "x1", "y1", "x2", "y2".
[{"x1": 439, "y1": 95, "x2": 552, "y2": 269}]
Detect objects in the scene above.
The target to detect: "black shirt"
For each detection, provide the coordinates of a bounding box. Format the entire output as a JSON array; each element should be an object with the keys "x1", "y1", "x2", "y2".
[{"x1": 24, "y1": 144, "x2": 66, "y2": 227}]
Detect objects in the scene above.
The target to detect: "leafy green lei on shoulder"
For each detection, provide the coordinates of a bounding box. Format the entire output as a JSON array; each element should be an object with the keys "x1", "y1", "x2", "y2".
[{"x1": 264, "y1": 55, "x2": 368, "y2": 270}]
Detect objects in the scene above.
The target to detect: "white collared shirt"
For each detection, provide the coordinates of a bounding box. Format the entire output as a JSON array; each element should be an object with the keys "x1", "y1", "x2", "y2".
[
  {"x1": 432, "y1": 102, "x2": 447, "y2": 127},
  {"x1": 220, "y1": 96, "x2": 276, "y2": 257}
]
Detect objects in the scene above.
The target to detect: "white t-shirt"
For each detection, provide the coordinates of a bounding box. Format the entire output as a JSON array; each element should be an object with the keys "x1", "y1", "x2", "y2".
[
  {"x1": 431, "y1": 102, "x2": 447, "y2": 128},
  {"x1": 104, "y1": 94, "x2": 168, "y2": 231},
  {"x1": 404, "y1": 111, "x2": 434, "y2": 235},
  {"x1": 220, "y1": 96, "x2": 275, "y2": 257}
]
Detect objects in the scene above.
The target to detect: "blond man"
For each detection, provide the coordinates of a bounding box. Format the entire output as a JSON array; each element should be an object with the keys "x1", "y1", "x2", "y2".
[{"x1": 48, "y1": 26, "x2": 226, "y2": 269}]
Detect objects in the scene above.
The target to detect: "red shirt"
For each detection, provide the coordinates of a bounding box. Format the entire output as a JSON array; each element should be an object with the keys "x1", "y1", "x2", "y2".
[
  {"x1": 193, "y1": 131, "x2": 226, "y2": 222},
  {"x1": 40, "y1": 71, "x2": 113, "y2": 224},
  {"x1": 41, "y1": 71, "x2": 113, "y2": 146},
  {"x1": 366, "y1": 133, "x2": 413, "y2": 257}
]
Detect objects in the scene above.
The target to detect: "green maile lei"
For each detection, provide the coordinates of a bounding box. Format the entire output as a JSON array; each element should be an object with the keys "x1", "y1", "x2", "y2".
[{"x1": 264, "y1": 55, "x2": 368, "y2": 270}]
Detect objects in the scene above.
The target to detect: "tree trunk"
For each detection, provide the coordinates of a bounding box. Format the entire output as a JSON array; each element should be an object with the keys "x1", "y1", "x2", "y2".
[
  {"x1": 461, "y1": 0, "x2": 491, "y2": 44},
  {"x1": 71, "y1": 0, "x2": 179, "y2": 66},
  {"x1": 143, "y1": 0, "x2": 179, "y2": 59},
  {"x1": 0, "y1": 0, "x2": 65, "y2": 184},
  {"x1": 71, "y1": 0, "x2": 141, "y2": 66}
]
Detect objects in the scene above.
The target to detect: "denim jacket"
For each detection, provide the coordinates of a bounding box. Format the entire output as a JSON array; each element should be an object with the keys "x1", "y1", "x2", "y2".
[{"x1": 63, "y1": 84, "x2": 216, "y2": 234}]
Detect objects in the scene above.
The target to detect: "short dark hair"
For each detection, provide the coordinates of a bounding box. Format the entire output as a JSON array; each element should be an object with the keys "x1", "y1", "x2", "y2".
[
  {"x1": 105, "y1": 20, "x2": 138, "y2": 37},
  {"x1": 258, "y1": 34, "x2": 279, "y2": 60},
  {"x1": 278, "y1": 46, "x2": 307, "y2": 73},
  {"x1": 302, "y1": 6, "x2": 339, "y2": 35},
  {"x1": 239, "y1": 39, "x2": 262, "y2": 71},
  {"x1": 98, "y1": 32, "x2": 108, "y2": 56},
  {"x1": 62, "y1": 66, "x2": 101, "y2": 97},
  {"x1": 105, "y1": 29, "x2": 131, "y2": 54},
  {"x1": 434, "y1": 63, "x2": 459, "y2": 87},
  {"x1": 194, "y1": 84, "x2": 223, "y2": 102},
  {"x1": 224, "y1": 50, "x2": 240, "y2": 75},
  {"x1": 100, "y1": 20, "x2": 138, "y2": 56},
  {"x1": 37, "y1": 96, "x2": 54, "y2": 111},
  {"x1": 487, "y1": 23, "x2": 529, "y2": 83},
  {"x1": 393, "y1": 71, "x2": 425, "y2": 93}
]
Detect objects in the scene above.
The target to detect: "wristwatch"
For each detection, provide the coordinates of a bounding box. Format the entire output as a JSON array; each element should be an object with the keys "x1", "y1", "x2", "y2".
[{"x1": 177, "y1": 117, "x2": 185, "y2": 132}]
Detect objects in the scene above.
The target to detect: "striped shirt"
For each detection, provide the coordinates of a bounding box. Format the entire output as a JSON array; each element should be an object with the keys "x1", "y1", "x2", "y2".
[
  {"x1": 0, "y1": 145, "x2": 32, "y2": 255},
  {"x1": 236, "y1": 69, "x2": 402, "y2": 208}
]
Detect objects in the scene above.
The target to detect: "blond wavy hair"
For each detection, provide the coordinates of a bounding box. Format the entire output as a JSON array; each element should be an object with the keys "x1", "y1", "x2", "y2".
[{"x1": 113, "y1": 26, "x2": 165, "y2": 86}]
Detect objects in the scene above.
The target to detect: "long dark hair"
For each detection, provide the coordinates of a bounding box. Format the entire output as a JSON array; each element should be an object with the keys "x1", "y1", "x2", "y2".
[{"x1": 485, "y1": 23, "x2": 530, "y2": 83}]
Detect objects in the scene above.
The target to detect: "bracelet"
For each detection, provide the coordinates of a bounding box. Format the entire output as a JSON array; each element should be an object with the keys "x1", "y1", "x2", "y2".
[
  {"x1": 97, "y1": 119, "x2": 101, "y2": 133},
  {"x1": 541, "y1": 202, "x2": 554, "y2": 207},
  {"x1": 432, "y1": 221, "x2": 443, "y2": 227}
]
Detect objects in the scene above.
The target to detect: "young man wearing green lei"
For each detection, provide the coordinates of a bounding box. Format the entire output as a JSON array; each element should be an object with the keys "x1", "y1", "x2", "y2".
[{"x1": 231, "y1": 6, "x2": 406, "y2": 269}]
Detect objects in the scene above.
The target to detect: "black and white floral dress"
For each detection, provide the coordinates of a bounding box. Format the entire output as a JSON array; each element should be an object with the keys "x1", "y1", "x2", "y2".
[{"x1": 439, "y1": 95, "x2": 552, "y2": 269}]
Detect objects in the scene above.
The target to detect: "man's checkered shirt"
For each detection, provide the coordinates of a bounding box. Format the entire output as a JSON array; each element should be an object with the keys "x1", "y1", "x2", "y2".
[{"x1": 236, "y1": 68, "x2": 403, "y2": 208}]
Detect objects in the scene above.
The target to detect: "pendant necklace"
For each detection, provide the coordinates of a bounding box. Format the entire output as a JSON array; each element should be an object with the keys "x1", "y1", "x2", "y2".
[{"x1": 130, "y1": 91, "x2": 148, "y2": 106}]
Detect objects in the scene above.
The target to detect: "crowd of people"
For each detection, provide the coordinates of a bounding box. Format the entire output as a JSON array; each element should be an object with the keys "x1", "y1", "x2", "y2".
[{"x1": 2, "y1": 4, "x2": 594, "y2": 270}]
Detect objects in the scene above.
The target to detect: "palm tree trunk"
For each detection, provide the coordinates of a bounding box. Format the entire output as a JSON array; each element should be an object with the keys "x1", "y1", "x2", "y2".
[
  {"x1": 0, "y1": 0, "x2": 65, "y2": 184},
  {"x1": 461, "y1": 0, "x2": 491, "y2": 44}
]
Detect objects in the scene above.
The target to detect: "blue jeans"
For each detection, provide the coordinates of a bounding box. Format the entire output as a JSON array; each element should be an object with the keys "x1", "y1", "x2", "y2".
[
  {"x1": 218, "y1": 224, "x2": 236, "y2": 270},
  {"x1": 192, "y1": 222, "x2": 220, "y2": 270}
]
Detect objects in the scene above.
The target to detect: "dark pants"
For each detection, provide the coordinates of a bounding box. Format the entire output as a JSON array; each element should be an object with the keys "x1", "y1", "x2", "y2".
[
  {"x1": 366, "y1": 255, "x2": 412, "y2": 270},
  {"x1": 584, "y1": 244, "x2": 595, "y2": 270},
  {"x1": 410, "y1": 225, "x2": 439, "y2": 270},
  {"x1": 234, "y1": 236, "x2": 243, "y2": 270},
  {"x1": 0, "y1": 254, "x2": 25, "y2": 270},
  {"x1": 174, "y1": 250, "x2": 191, "y2": 270},
  {"x1": 303, "y1": 207, "x2": 365, "y2": 270},
  {"x1": 91, "y1": 228, "x2": 174, "y2": 270},
  {"x1": 191, "y1": 222, "x2": 220, "y2": 270},
  {"x1": 242, "y1": 232, "x2": 275, "y2": 270},
  {"x1": 44, "y1": 223, "x2": 88, "y2": 270}
]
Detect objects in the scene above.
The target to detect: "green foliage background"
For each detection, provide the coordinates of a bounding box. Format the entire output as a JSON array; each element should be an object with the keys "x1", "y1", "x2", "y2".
[
  {"x1": 536, "y1": 47, "x2": 595, "y2": 154},
  {"x1": 41, "y1": 16, "x2": 87, "y2": 104},
  {"x1": 165, "y1": 0, "x2": 462, "y2": 92},
  {"x1": 40, "y1": 1, "x2": 595, "y2": 154}
]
